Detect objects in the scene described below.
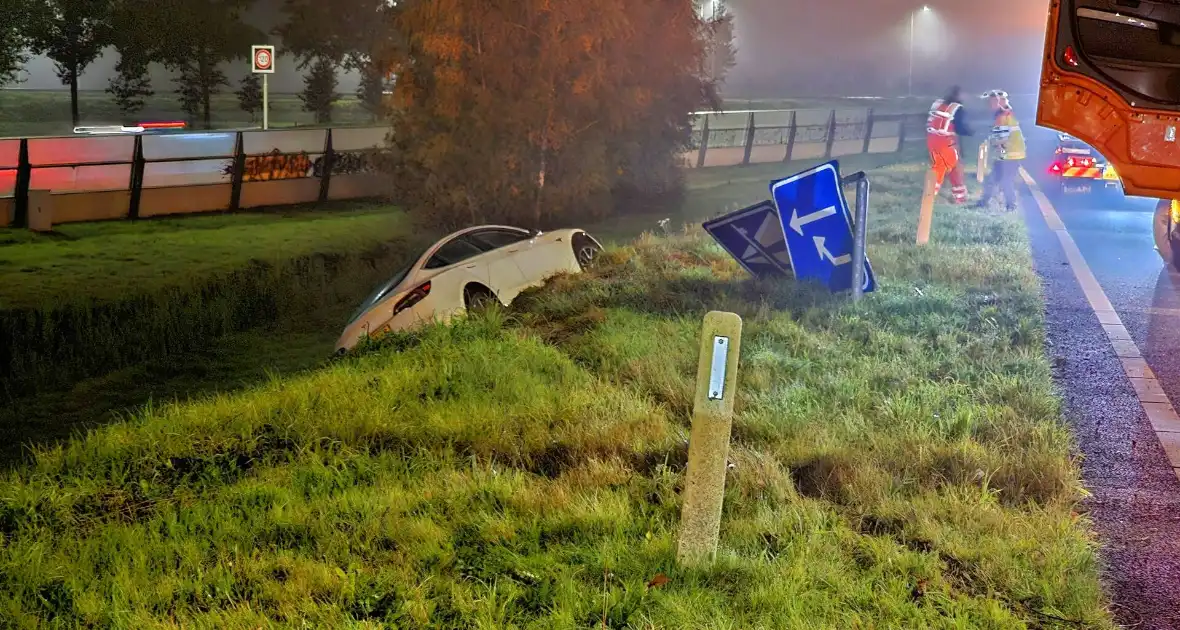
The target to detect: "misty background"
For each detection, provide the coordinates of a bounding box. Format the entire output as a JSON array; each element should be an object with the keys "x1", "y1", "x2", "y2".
[{"x1": 8, "y1": 0, "x2": 1052, "y2": 98}]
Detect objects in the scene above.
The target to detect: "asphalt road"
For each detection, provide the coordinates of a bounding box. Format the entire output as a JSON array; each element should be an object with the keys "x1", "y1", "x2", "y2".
[{"x1": 1021, "y1": 131, "x2": 1180, "y2": 629}]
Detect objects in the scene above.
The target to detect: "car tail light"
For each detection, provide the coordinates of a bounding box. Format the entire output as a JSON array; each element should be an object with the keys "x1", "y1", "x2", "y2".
[
  {"x1": 393, "y1": 282, "x2": 431, "y2": 315},
  {"x1": 1066, "y1": 156, "x2": 1095, "y2": 169},
  {"x1": 1049, "y1": 162, "x2": 1063, "y2": 174}
]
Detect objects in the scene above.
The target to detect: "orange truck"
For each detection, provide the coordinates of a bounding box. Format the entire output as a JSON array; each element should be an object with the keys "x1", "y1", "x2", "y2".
[{"x1": 1038, "y1": 0, "x2": 1180, "y2": 268}]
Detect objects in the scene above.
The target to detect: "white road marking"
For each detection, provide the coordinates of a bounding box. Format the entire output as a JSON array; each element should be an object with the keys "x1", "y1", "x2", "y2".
[{"x1": 1019, "y1": 167, "x2": 1180, "y2": 483}]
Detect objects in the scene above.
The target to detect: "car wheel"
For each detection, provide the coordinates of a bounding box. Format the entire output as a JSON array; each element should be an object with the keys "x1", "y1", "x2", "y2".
[
  {"x1": 572, "y1": 233, "x2": 601, "y2": 270},
  {"x1": 1153, "y1": 199, "x2": 1180, "y2": 273},
  {"x1": 464, "y1": 285, "x2": 496, "y2": 313}
]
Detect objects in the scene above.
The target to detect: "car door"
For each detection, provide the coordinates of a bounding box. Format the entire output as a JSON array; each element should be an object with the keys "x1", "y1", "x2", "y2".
[
  {"x1": 420, "y1": 234, "x2": 493, "y2": 319},
  {"x1": 464, "y1": 228, "x2": 533, "y2": 301},
  {"x1": 510, "y1": 232, "x2": 576, "y2": 286}
]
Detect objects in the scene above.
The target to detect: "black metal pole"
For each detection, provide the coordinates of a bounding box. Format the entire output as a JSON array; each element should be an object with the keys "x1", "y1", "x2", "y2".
[
  {"x1": 229, "y1": 132, "x2": 246, "y2": 212},
  {"x1": 128, "y1": 136, "x2": 145, "y2": 219},
  {"x1": 13, "y1": 139, "x2": 30, "y2": 228},
  {"x1": 318, "y1": 129, "x2": 334, "y2": 203}
]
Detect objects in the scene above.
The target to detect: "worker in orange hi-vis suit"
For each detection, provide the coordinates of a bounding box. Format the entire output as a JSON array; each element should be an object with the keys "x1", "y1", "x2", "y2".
[{"x1": 925, "y1": 85, "x2": 975, "y2": 204}]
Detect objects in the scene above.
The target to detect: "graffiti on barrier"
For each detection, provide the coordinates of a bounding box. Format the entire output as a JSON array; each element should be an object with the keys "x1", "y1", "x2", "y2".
[
  {"x1": 225, "y1": 149, "x2": 317, "y2": 182},
  {"x1": 223, "y1": 148, "x2": 385, "y2": 182},
  {"x1": 320, "y1": 150, "x2": 379, "y2": 177}
]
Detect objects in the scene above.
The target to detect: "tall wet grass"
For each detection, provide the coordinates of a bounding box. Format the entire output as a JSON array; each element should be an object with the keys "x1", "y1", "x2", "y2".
[{"x1": 0, "y1": 160, "x2": 1116, "y2": 627}]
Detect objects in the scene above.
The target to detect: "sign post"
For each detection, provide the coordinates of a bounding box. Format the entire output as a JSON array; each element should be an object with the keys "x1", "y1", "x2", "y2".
[
  {"x1": 677, "y1": 311, "x2": 743, "y2": 567},
  {"x1": 251, "y1": 45, "x2": 276, "y2": 130}
]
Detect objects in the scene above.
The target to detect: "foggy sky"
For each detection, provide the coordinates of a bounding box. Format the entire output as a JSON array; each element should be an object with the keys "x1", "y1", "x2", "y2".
[
  {"x1": 11, "y1": 0, "x2": 360, "y2": 95},
  {"x1": 724, "y1": 0, "x2": 1053, "y2": 96},
  {"x1": 10, "y1": 0, "x2": 1052, "y2": 98}
]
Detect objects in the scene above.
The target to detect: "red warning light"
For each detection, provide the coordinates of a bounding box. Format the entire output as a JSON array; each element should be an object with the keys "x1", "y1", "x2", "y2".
[
  {"x1": 1063, "y1": 45, "x2": 1079, "y2": 67},
  {"x1": 139, "y1": 121, "x2": 187, "y2": 129}
]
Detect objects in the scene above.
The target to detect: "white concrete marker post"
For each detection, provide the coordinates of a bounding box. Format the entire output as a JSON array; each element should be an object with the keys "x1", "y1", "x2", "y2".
[
  {"x1": 251, "y1": 45, "x2": 276, "y2": 130},
  {"x1": 677, "y1": 311, "x2": 743, "y2": 567}
]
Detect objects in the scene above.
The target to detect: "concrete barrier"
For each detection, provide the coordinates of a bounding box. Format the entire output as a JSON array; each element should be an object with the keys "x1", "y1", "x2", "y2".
[{"x1": 0, "y1": 125, "x2": 394, "y2": 228}]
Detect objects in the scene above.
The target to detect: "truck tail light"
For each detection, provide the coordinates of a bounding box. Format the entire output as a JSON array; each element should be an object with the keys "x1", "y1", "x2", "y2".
[{"x1": 1064, "y1": 45, "x2": 1079, "y2": 67}]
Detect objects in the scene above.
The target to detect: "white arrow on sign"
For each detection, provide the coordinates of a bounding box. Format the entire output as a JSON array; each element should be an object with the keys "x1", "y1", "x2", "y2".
[
  {"x1": 813, "y1": 236, "x2": 851, "y2": 266},
  {"x1": 789, "y1": 205, "x2": 837, "y2": 236}
]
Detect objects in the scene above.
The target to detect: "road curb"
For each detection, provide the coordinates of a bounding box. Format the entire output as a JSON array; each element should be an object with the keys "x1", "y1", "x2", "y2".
[{"x1": 1019, "y1": 166, "x2": 1180, "y2": 484}]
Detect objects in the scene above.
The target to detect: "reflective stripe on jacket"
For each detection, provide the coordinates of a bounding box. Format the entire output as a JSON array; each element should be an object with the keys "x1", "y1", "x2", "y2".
[
  {"x1": 927, "y1": 99, "x2": 962, "y2": 136},
  {"x1": 990, "y1": 108, "x2": 1026, "y2": 160}
]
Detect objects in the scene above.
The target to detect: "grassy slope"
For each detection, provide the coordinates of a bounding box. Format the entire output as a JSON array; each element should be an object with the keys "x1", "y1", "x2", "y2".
[
  {"x1": 0, "y1": 149, "x2": 927, "y2": 311},
  {"x1": 0, "y1": 203, "x2": 414, "y2": 310},
  {"x1": 0, "y1": 149, "x2": 925, "y2": 464},
  {"x1": 0, "y1": 160, "x2": 1113, "y2": 627},
  {"x1": 0, "y1": 90, "x2": 375, "y2": 138}
]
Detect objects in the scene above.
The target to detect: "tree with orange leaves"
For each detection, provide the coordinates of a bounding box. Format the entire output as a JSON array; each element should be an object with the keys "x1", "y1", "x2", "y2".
[{"x1": 387, "y1": 0, "x2": 718, "y2": 229}]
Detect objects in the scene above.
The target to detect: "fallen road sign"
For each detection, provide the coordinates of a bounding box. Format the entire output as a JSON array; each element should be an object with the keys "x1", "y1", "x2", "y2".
[
  {"x1": 702, "y1": 199, "x2": 792, "y2": 278},
  {"x1": 771, "y1": 160, "x2": 876, "y2": 293}
]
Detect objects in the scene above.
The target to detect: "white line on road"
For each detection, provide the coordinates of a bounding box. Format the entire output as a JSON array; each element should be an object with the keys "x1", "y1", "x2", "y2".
[{"x1": 1020, "y1": 167, "x2": 1180, "y2": 483}]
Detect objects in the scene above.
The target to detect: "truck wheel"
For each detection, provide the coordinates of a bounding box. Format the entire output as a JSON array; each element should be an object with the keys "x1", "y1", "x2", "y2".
[{"x1": 1152, "y1": 199, "x2": 1180, "y2": 272}]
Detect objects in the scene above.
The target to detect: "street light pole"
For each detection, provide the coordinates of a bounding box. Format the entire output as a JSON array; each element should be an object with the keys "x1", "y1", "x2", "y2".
[
  {"x1": 908, "y1": 6, "x2": 931, "y2": 97},
  {"x1": 908, "y1": 10, "x2": 916, "y2": 97}
]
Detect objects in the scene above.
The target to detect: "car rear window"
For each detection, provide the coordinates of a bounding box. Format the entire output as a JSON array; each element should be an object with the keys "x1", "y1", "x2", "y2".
[
  {"x1": 424, "y1": 237, "x2": 485, "y2": 269},
  {"x1": 468, "y1": 229, "x2": 530, "y2": 250},
  {"x1": 348, "y1": 265, "x2": 412, "y2": 324}
]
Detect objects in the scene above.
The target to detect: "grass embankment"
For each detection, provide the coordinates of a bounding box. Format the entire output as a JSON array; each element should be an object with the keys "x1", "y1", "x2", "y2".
[
  {"x1": 0, "y1": 203, "x2": 433, "y2": 401},
  {"x1": 0, "y1": 149, "x2": 923, "y2": 422},
  {"x1": 0, "y1": 90, "x2": 375, "y2": 138},
  {"x1": 0, "y1": 159, "x2": 1113, "y2": 626}
]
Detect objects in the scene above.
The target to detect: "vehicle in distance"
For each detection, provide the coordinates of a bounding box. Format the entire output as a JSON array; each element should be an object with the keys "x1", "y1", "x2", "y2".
[
  {"x1": 336, "y1": 225, "x2": 604, "y2": 353},
  {"x1": 1048, "y1": 133, "x2": 1122, "y2": 194},
  {"x1": 72, "y1": 121, "x2": 189, "y2": 135}
]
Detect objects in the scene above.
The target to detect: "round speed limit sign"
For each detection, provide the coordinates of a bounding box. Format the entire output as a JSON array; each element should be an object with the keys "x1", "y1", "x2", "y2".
[{"x1": 252, "y1": 46, "x2": 275, "y2": 73}]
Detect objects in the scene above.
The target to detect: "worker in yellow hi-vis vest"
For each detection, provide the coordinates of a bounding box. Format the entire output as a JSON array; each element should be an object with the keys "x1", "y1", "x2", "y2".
[{"x1": 975, "y1": 89, "x2": 1026, "y2": 211}]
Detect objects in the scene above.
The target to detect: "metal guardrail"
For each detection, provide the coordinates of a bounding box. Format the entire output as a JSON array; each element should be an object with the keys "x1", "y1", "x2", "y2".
[{"x1": 688, "y1": 109, "x2": 928, "y2": 168}]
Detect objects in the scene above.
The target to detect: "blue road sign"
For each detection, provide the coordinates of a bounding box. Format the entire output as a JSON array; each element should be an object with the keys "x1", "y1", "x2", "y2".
[
  {"x1": 770, "y1": 160, "x2": 876, "y2": 293},
  {"x1": 702, "y1": 199, "x2": 792, "y2": 278}
]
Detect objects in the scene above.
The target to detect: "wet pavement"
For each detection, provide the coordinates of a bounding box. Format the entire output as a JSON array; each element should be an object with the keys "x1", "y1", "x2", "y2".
[{"x1": 1021, "y1": 146, "x2": 1180, "y2": 629}]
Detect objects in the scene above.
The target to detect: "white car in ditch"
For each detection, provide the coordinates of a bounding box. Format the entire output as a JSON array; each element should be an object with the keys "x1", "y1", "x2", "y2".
[{"x1": 336, "y1": 225, "x2": 603, "y2": 353}]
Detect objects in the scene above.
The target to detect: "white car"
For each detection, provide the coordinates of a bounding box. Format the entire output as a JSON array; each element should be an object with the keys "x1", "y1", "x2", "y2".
[{"x1": 336, "y1": 225, "x2": 603, "y2": 353}]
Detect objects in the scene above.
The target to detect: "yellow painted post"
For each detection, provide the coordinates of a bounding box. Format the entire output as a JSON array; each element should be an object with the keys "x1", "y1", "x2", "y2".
[
  {"x1": 677, "y1": 311, "x2": 743, "y2": 567},
  {"x1": 976, "y1": 143, "x2": 988, "y2": 183},
  {"x1": 916, "y1": 170, "x2": 937, "y2": 246}
]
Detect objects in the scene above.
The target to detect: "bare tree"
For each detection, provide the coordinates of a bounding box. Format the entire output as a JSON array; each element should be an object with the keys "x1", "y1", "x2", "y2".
[{"x1": 26, "y1": 0, "x2": 114, "y2": 126}]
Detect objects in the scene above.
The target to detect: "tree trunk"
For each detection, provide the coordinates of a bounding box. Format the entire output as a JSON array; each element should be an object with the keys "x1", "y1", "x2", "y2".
[{"x1": 69, "y1": 66, "x2": 80, "y2": 128}]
